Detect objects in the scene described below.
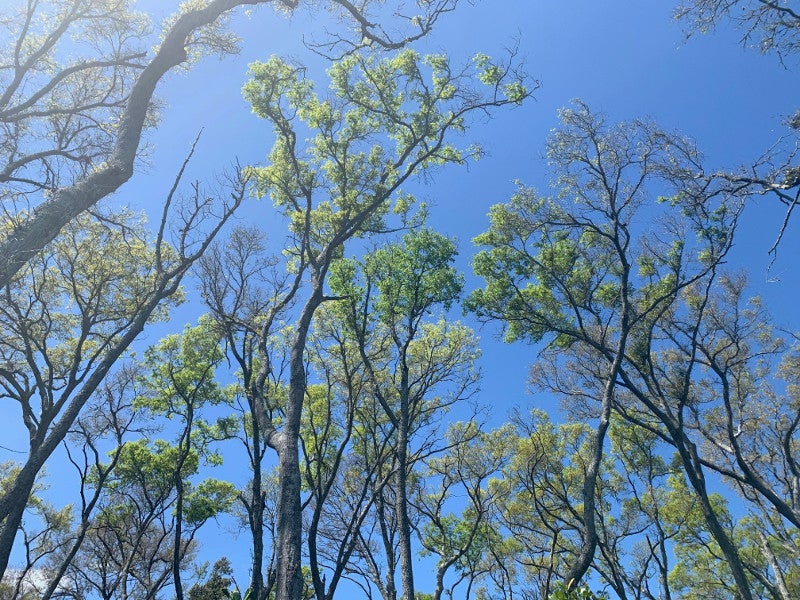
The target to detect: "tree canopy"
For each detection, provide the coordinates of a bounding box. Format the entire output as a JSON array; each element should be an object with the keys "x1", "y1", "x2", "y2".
[{"x1": 1, "y1": 2, "x2": 799, "y2": 600}]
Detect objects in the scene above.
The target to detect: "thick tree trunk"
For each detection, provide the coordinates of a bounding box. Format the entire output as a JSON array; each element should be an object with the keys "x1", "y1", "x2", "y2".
[
  {"x1": 173, "y1": 476, "x2": 185, "y2": 600},
  {"x1": 562, "y1": 397, "x2": 610, "y2": 591},
  {"x1": 248, "y1": 403, "x2": 268, "y2": 600},
  {"x1": 0, "y1": 494, "x2": 27, "y2": 577},
  {"x1": 396, "y1": 364, "x2": 415, "y2": 600},
  {"x1": 275, "y1": 435, "x2": 304, "y2": 600},
  {"x1": 396, "y1": 431, "x2": 415, "y2": 600},
  {"x1": 0, "y1": 0, "x2": 270, "y2": 289},
  {"x1": 274, "y1": 282, "x2": 324, "y2": 600},
  {"x1": 758, "y1": 531, "x2": 791, "y2": 600}
]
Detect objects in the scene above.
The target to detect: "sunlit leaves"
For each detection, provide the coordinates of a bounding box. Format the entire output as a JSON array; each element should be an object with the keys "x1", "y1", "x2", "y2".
[
  {"x1": 0, "y1": 209, "x2": 181, "y2": 418},
  {"x1": 468, "y1": 101, "x2": 741, "y2": 352},
  {"x1": 365, "y1": 227, "x2": 463, "y2": 325},
  {"x1": 110, "y1": 439, "x2": 199, "y2": 496},
  {"x1": 491, "y1": 410, "x2": 600, "y2": 593},
  {"x1": 184, "y1": 478, "x2": 236, "y2": 524},
  {"x1": 243, "y1": 48, "x2": 530, "y2": 258},
  {"x1": 136, "y1": 316, "x2": 226, "y2": 417}
]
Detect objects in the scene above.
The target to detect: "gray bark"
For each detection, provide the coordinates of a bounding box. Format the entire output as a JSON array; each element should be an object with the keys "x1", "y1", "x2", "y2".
[
  {"x1": 758, "y1": 531, "x2": 791, "y2": 600},
  {"x1": 0, "y1": 0, "x2": 276, "y2": 289},
  {"x1": 396, "y1": 363, "x2": 415, "y2": 600},
  {"x1": 274, "y1": 280, "x2": 324, "y2": 600}
]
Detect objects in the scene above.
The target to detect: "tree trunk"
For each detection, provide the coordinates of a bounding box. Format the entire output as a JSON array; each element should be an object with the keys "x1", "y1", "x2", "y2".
[
  {"x1": 0, "y1": 494, "x2": 27, "y2": 577},
  {"x1": 0, "y1": 432, "x2": 58, "y2": 575},
  {"x1": 678, "y1": 438, "x2": 755, "y2": 600},
  {"x1": 563, "y1": 312, "x2": 626, "y2": 590},
  {"x1": 274, "y1": 282, "x2": 324, "y2": 600},
  {"x1": 396, "y1": 429, "x2": 415, "y2": 600},
  {"x1": 758, "y1": 531, "x2": 791, "y2": 600},
  {"x1": 249, "y1": 402, "x2": 267, "y2": 600},
  {"x1": 173, "y1": 470, "x2": 186, "y2": 600},
  {"x1": 396, "y1": 363, "x2": 415, "y2": 600},
  {"x1": 275, "y1": 434, "x2": 304, "y2": 600}
]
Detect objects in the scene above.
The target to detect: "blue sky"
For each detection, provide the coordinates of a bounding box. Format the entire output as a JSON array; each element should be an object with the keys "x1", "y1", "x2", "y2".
[
  {"x1": 122, "y1": 2, "x2": 800, "y2": 588},
  {"x1": 127, "y1": 0, "x2": 800, "y2": 415},
  {"x1": 4, "y1": 0, "x2": 800, "y2": 594}
]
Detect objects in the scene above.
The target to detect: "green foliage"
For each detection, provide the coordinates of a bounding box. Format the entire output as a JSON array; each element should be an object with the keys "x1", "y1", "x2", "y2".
[
  {"x1": 111, "y1": 439, "x2": 199, "y2": 493},
  {"x1": 188, "y1": 557, "x2": 235, "y2": 600},
  {"x1": 659, "y1": 472, "x2": 741, "y2": 598},
  {"x1": 327, "y1": 229, "x2": 480, "y2": 418},
  {"x1": 467, "y1": 191, "x2": 579, "y2": 344},
  {"x1": 0, "y1": 209, "x2": 181, "y2": 408},
  {"x1": 133, "y1": 315, "x2": 233, "y2": 480},
  {"x1": 467, "y1": 101, "x2": 740, "y2": 352},
  {"x1": 222, "y1": 583, "x2": 256, "y2": 600},
  {"x1": 86, "y1": 317, "x2": 237, "y2": 594},
  {"x1": 367, "y1": 227, "x2": 463, "y2": 321},
  {"x1": 330, "y1": 227, "x2": 465, "y2": 341},
  {"x1": 137, "y1": 316, "x2": 227, "y2": 420},
  {"x1": 549, "y1": 582, "x2": 608, "y2": 600},
  {"x1": 242, "y1": 50, "x2": 529, "y2": 259},
  {"x1": 299, "y1": 381, "x2": 346, "y2": 489},
  {"x1": 308, "y1": 221, "x2": 482, "y2": 599},
  {"x1": 184, "y1": 479, "x2": 237, "y2": 523}
]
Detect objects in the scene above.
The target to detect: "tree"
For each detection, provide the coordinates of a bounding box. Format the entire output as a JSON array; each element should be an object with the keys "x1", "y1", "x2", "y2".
[
  {"x1": 65, "y1": 437, "x2": 234, "y2": 600},
  {"x1": 492, "y1": 410, "x2": 606, "y2": 599},
  {"x1": 38, "y1": 364, "x2": 144, "y2": 600},
  {"x1": 602, "y1": 275, "x2": 800, "y2": 598},
  {"x1": 468, "y1": 100, "x2": 746, "y2": 594},
  {"x1": 134, "y1": 317, "x2": 235, "y2": 600},
  {"x1": 207, "y1": 48, "x2": 528, "y2": 600},
  {"x1": 298, "y1": 307, "x2": 382, "y2": 600},
  {"x1": 0, "y1": 0, "x2": 492, "y2": 582},
  {"x1": 188, "y1": 557, "x2": 236, "y2": 600},
  {"x1": 0, "y1": 161, "x2": 243, "y2": 577},
  {"x1": 199, "y1": 225, "x2": 283, "y2": 600},
  {"x1": 320, "y1": 228, "x2": 480, "y2": 600},
  {"x1": 416, "y1": 422, "x2": 514, "y2": 600},
  {"x1": 0, "y1": 0, "x2": 469, "y2": 289},
  {"x1": 67, "y1": 439, "x2": 189, "y2": 600},
  {"x1": 294, "y1": 301, "x2": 402, "y2": 600},
  {"x1": 612, "y1": 273, "x2": 800, "y2": 599},
  {"x1": 328, "y1": 228, "x2": 470, "y2": 600},
  {"x1": 599, "y1": 419, "x2": 681, "y2": 600},
  {"x1": 675, "y1": 0, "x2": 800, "y2": 60},
  {"x1": 673, "y1": 276, "x2": 800, "y2": 530}
]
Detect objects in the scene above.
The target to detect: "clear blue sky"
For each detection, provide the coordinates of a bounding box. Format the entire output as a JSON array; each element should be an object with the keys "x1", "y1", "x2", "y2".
[{"x1": 4, "y1": 0, "x2": 800, "y2": 593}]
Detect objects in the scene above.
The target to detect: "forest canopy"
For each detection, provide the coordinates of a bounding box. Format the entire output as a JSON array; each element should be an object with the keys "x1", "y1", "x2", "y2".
[{"x1": 0, "y1": 1, "x2": 798, "y2": 600}]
